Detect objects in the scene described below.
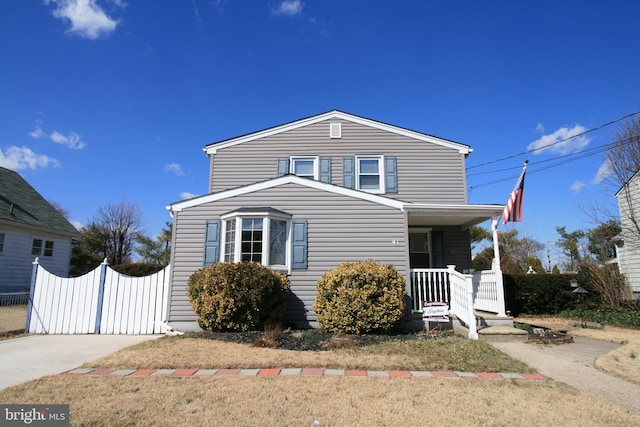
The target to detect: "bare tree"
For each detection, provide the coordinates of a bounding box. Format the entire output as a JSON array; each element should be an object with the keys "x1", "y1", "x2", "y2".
[
  {"x1": 603, "y1": 115, "x2": 640, "y2": 242},
  {"x1": 93, "y1": 201, "x2": 145, "y2": 265}
]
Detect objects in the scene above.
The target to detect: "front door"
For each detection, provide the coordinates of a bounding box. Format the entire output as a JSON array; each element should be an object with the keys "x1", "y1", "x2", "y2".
[{"x1": 409, "y1": 232, "x2": 431, "y2": 268}]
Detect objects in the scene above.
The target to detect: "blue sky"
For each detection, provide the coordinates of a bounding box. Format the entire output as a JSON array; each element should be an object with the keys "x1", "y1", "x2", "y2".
[{"x1": 1, "y1": 1, "x2": 639, "y2": 268}]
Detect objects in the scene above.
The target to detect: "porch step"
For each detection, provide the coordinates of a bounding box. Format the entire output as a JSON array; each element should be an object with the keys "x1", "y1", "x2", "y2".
[
  {"x1": 475, "y1": 310, "x2": 515, "y2": 328},
  {"x1": 453, "y1": 324, "x2": 528, "y2": 343},
  {"x1": 477, "y1": 326, "x2": 528, "y2": 343}
]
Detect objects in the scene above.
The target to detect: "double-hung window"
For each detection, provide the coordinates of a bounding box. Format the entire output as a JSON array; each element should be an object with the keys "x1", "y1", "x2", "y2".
[
  {"x1": 356, "y1": 156, "x2": 385, "y2": 193},
  {"x1": 221, "y1": 209, "x2": 291, "y2": 270},
  {"x1": 31, "y1": 238, "x2": 54, "y2": 257},
  {"x1": 290, "y1": 156, "x2": 318, "y2": 180}
]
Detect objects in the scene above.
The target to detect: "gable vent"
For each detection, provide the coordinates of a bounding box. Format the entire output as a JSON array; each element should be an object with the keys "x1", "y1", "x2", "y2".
[{"x1": 329, "y1": 123, "x2": 342, "y2": 139}]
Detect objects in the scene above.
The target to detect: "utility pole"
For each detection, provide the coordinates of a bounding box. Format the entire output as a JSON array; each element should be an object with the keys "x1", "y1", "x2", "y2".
[{"x1": 547, "y1": 237, "x2": 551, "y2": 272}]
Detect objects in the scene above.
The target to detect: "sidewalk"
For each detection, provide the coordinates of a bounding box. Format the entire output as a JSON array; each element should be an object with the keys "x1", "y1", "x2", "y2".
[{"x1": 491, "y1": 336, "x2": 640, "y2": 415}]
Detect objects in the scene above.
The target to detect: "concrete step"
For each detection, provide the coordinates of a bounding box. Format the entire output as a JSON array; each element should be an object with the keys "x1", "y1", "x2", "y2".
[{"x1": 477, "y1": 325, "x2": 528, "y2": 343}]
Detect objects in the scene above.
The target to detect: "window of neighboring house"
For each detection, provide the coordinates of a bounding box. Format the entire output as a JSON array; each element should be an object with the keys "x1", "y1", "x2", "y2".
[
  {"x1": 31, "y1": 239, "x2": 43, "y2": 256},
  {"x1": 0, "y1": 233, "x2": 5, "y2": 253},
  {"x1": 44, "y1": 240, "x2": 54, "y2": 257},
  {"x1": 31, "y1": 238, "x2": 54, "y2": 257},
  {"x1": 291, "y1": 157, "x2": 318, "y2": 180},
  {"x1": 356, "y1": 156, "x2": 385, "y2": 193}
]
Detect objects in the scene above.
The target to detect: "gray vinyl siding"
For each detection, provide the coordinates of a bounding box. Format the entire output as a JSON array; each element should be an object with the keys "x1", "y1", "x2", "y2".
[
  {"x1": 169, "y1": 183, "x2": 407, "y2": 323},
  {"x1": 0, "y1": 225, "x2": 74, "y2": 291},
  {"x1": 209, "y1": 119, "x2": 467, "y2": 204},
  {"x1": 616, "y1": 174, "x2": 640, "y2": 296}
]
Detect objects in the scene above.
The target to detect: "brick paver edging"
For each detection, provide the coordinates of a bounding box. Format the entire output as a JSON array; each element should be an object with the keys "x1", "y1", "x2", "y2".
[{"x1": 62, "y1": 368, "x2": 548, "y2": 381}]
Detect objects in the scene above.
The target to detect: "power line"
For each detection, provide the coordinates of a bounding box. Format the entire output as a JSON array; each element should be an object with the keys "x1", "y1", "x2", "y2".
[
  {"x1": 466, "y1": 110, "x2": 640, "y2": 171},
  {"x1": 469, "y1": 134, "x2": 638, "y2": 190}
]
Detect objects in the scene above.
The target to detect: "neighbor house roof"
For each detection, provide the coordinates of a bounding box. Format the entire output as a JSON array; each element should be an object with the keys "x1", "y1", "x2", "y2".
[
  {"x1": 204, "y1": 110, "x2": 473, "y2": 155},
  {"x1": 0, "y1": 167, "x2": 79, "y2": 236}
]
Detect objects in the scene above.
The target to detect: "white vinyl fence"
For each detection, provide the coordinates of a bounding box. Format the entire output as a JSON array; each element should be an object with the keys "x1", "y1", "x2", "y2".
[{"x1": 26, "y1": 258, "x2": 170, "y2": 334}]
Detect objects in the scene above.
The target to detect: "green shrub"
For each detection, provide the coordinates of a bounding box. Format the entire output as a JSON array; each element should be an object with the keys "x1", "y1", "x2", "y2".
[
  {"x1": 502, "y1": 273, "x2": 607, "y2": 316},
  {"x1": 313, "y1": 260, "x2": 407, "y2": 335},
  {"x1": 112, "y1": 263, "x2": 166, "y2": 276},
  {"x1": 187, "y1": 262, "x2": 290, "y2": 332},
  {"x1": 559, "y1": 301, "x2": 640, "y2": 328}
]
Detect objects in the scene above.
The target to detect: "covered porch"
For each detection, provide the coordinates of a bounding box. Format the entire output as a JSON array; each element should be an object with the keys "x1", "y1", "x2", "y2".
[{"x1": 404, "y1": 204, "x2": 508, "y2": 339}]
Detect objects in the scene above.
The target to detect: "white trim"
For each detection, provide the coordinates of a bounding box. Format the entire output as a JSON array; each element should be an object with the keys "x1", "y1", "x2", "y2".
[
  {"x1": 168, "y1": 175, "x2": 406, "y2": 212},
  {"x1": 356, "y1": 155, "x2": 385, "y2": 194},
  {"x1": 204, "y1": 111, "x2": 471, "y2": 155},
  {"x1": 290, "y1": 156, "x2": 319, "y2": 180}
]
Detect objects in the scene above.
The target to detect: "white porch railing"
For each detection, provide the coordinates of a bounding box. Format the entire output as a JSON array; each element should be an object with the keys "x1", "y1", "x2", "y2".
[
  {"x1": 472, "y1": 269, "x2": 506, "y2": 316},
  {"x1": 410, "y1": 266, "x2": 506, "y2": 339},
  {"x1": 410, "y1": 268, "x2": 450, "y2": 311},
  {"x1": 446, "y1": 266, "x2": 478, "y2": 339}
]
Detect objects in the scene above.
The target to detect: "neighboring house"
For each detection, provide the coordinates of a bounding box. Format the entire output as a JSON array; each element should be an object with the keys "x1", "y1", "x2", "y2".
[
  {"x1": 0, "y1": 167, "x2": 80, "y2": 292},
  {"x1": 167, "y1": 111, "x2": 505, "y2": 331},
  {"x1": 614, "y1": 170, "x2": 640, "y2": 299}
]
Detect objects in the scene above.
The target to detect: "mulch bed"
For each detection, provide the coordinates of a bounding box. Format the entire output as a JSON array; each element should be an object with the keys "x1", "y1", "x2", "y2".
[{"x1": 184, "y1": 328, "x2": 458, "y2": 352}]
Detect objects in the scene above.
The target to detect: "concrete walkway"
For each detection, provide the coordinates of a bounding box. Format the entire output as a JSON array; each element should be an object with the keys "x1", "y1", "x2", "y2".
[
  {"x1": 491, "y1": 336, "x2": 640, "y2": 415},
  {"x1": 0, "y1": 334, "x2": 161, "y2": 390}
]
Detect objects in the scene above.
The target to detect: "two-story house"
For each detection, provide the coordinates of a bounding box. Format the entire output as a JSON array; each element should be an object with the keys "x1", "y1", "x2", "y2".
[
  {"x1": 167, "y1": 111, "x2": 506, "y2": 333},
  {"x1": 615, "y1": 170, "x2": 640, "y2": 299},
  {"x1": 0, "y1": 166, "x2": 79, "y2": 292}
]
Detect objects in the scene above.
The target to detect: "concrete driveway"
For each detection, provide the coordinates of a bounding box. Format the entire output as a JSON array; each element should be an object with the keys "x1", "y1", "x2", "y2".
[
  {"x1": 491, "y1": 336, "x2": 640, "y2": 415},
  {"x1": 0, "y1": 334, "x2": 161, "y2": 390}
]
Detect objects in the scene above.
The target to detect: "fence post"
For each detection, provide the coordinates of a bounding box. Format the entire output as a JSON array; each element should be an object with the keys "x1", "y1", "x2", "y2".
[
  {"x1": 25, "y1": 258, "x2": 40, "y2": 333},
  {"x1": 465, "y1": 274, "x2": 478, "y2": 340},
  {"x1": 94, "y1": 258, "x2": 109, "y2": 334}
]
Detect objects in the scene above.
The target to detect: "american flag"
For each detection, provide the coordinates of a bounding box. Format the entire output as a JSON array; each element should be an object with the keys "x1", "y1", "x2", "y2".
[{"x1": 502, "y1": 161, "x2": 528, "y2": 225}]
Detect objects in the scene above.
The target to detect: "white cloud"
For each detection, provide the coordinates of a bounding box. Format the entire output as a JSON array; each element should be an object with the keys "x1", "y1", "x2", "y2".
[
  {"x1": 47, "y1": 0, "x2": 121, "y2": 39},
  {"x1": 535, "y1": 123, "x2": 545, "y2": 133},
  {"x1": 526, "y1": 125, "x2": 590, "y2": 155},
  {"x1": 0, "y1": 146, "x2": 61, "y2": 170},
  {"x1": 29, "y1": 126, "x2": 45, "y2": 139},
  {"x1": 180, "y1": 192, "x2": 198, "y2": 200},
  {"x1": 593, "y1": 159, "x2": 613, "y2": 184},
  {"x1": 50, "y1": 131, "x2": 86, "y2": 149},
  {"x1": 271, "y1": 0, "x2": 304, "y2": 16},
  {"x1": 570, "y1": 180, "x2": 586, "y2": 193},
  {"x1": 165, "y1": 163, "x2": 185, "y2": 176}
]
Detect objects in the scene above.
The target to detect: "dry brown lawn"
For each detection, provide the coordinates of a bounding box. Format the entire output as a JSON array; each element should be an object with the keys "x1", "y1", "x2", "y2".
[
  {"x1": 0, "y1": 305, "x2": 27, "y2": 338},
  {"x1": 84, "y1": 335, "x2": 534, "y2": 373},
  {"x1": 1, "y1": 375, "x2": 639, "y2": 426},
  {"x1": 517, "y1": 315, "x2": 640, "y2": 386},
  {"x1": 2, "y1": 321, "x2": 640, "y2": 425}
]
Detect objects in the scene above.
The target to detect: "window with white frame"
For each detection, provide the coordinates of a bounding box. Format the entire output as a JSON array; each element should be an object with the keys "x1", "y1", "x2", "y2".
[
  {"x1": 290, "y1": 156, "x2": 318, "y2": 180},
  {"x1": 221, "y1": 211, "x2": 291, "y2": 269},
  {"x1": 31, "y1": 238, "x2": 54, "y2": 257},
  {"x1": 356, "y1": 156, "x2": 385, "y2": 193}
]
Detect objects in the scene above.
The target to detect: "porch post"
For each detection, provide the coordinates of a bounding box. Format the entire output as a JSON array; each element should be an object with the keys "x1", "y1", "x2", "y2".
[
  {"x1": 490, "y1": 218, "x2": 507, "y2": 317},
  {"x1": 491, "y1": 218, "x2": 501, "y2": 271}
]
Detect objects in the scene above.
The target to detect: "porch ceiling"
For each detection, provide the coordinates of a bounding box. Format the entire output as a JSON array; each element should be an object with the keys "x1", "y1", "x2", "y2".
[{"x1": 405, "y1": 204, "x2": 503, "y2": 228}]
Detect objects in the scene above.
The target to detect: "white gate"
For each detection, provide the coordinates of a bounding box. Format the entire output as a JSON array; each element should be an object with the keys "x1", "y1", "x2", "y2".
[{"x1": 26, "y1": 258, "x2": 170, "y2": 334}]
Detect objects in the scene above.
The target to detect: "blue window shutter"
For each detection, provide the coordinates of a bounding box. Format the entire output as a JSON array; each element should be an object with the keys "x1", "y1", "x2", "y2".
[
  {"x1": 277, "y1": 158, "x2": 290, "y2": 177},
  {"x1": 204, "y1": 220, "x2": 221, "y2": 266},
  {"x1": 291, "y1": 220, "x2": 308, "y2": 269},
  {"x1": 385, "y1": 156, "x2": 398, "y2": 193},
  {"x1": 319, "y1": 157, "x2": 331, "y2": 183},
  {"x1": 342, "y1": 156, "x2": 355, "y2": 189}
]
